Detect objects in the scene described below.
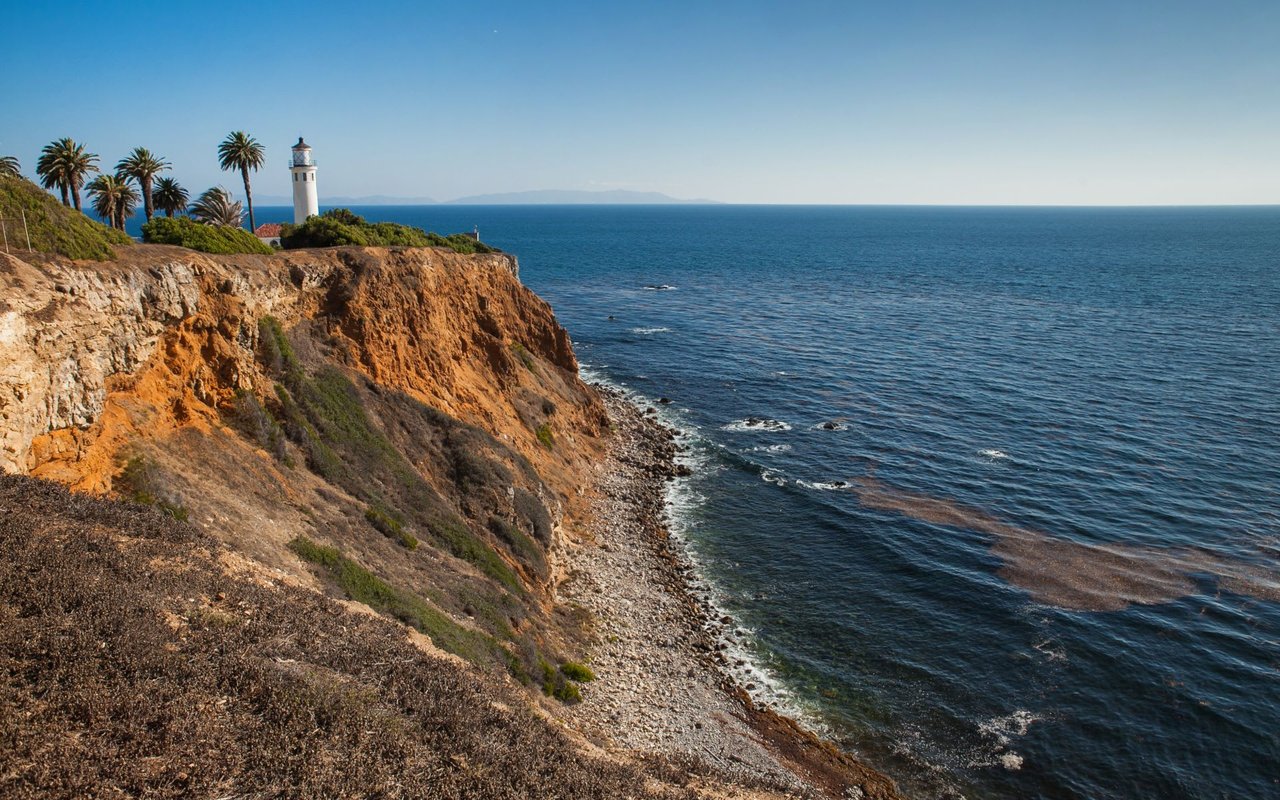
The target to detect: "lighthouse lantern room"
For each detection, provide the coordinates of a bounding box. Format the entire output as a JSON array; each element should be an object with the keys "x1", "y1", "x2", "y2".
[{"x1": 290, "y1": 137, "x2": 319, "y2": 224}]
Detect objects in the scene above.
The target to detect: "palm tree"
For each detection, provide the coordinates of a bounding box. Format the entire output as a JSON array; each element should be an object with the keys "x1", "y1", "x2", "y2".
[
  {"x1": 86, "y1": 173, "x2": 139, "y2": 231},
  {"x1": 217, "y1": 131, "x2": 265, "y2": 231},
  {"x1": 151, "y1": 177, "x2": 189, "y2": 218},
  {"x1": 35, "y1": 138, "x2": 99, "y2": 211},
  {"x1": 0, "y1": 156, "x2": 20, "y2": 178},
  {"x1": 190, "y1": 186, "x2": 245, "y2": 227},
  {"x1": 116, "y1": 147, "x2": 171, "y2": 221}
]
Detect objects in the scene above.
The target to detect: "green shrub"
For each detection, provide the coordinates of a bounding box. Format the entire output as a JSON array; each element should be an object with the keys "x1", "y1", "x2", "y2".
[
  {"x1": 539, "y1": 659, "x2": 582, "y2": 703},
  {"x1": 513, "y1": 488, "x2": 553, "y2": 544},
  {"x1": 365, "y1": 505, "x2": 418, "y2": 550},
  {"x1": 141, "y1": 215, "x2": 272, "y2": 255},
  {"x1": 509, "y1": 343, "x2": 537, "y2": 371},
  {"x1": 429, "y1": 518, "x2": 523, "y2": 594},
  {"x1": 559, "y1": 661, "x2": 596, "y2": 683},
  {"x1": 0, "y1": 174, "x2": 130, "y2": 260},
  {"x1": 535, "y1": 423, "x2": 554, "y2": 450},
  {"x1": 230, "y1": 391, "x2": 289, "y2": 463},
  {"x1": 289, "y1": 536, "x2": 503, "y2": 665},
  {"x1": 288, "y1": 536, "x2": 341, "y2": 568},
  {"x1": 259, "y1": 340, "x2": 523, "y2": 593},
  {"x1": 280, "y1": 208, "x2": 499, "y2": 254},
  {"x1": 116, "y1": 456, "x2": 189, "y2": 521},
  {"x1": 449, "y1": 446, "x2": 511, "y2": 496},
  {"x1": 488, "y1": 516, "x2": 545, "y2": 575}
]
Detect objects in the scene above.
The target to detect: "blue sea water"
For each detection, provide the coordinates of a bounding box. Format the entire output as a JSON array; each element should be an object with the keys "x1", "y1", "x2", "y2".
[{"x1": 196, "y1": 205, "x2": 1280, "y2": 798}]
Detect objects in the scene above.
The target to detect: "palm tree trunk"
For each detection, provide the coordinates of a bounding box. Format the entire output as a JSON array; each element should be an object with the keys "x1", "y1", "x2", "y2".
[
  {"x1": 142, "y1": 177, "x2": 154, "y2": 221},
  {"x1": 72, "y1": 183, "x2": 83, "y2": 212},
  {"x1": 165, "y1": 208, "x2": 174, "y2": 218},
  {"x1": 59, "y1": 183, "x2": 70, "y2": 207},
  {"x1": 241, "y1": 165, "x2": 255, "y2": 231}
]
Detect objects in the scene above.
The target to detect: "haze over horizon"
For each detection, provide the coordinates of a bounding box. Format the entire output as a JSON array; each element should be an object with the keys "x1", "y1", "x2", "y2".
[{"x1": 4, "y1": 0, "x2": 1278, "y2": 206}]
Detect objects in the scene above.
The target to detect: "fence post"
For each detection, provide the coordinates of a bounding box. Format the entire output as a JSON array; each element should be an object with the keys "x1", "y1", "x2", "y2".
[
  {"x1": 21, "y1": 210, "x2": 31, "y2": 252},
  {"x1": 2, "y1": 219, "x2": 8, "y2": 254}
]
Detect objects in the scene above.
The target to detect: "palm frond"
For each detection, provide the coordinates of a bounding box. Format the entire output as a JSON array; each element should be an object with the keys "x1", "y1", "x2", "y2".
[
  {"x1": 190, "y1": 186, "x2": 245, "y2": 227},
  {"x1": 86, "y1": 173, "x2": 137, "y2": 229},
  {"x1": 35, "y1": 138, "x2": 99, "y2": 209},
  {"x1": 217, "y1": 132, "x2": 266, "y2": 172},
  {"x1": 116, "y1": 147, "x2": 170, "y2": 181},
  {"x1": 152, "y1": 177, "x2": 190, "y2": 218}
]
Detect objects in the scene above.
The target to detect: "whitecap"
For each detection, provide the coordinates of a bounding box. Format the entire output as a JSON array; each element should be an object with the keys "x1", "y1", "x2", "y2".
[
  {"x1": 979, "y1": 709, "x2": 1038, "y2": 746},
  {"x1": 1032, "y1": 638, "x2": 1068, "y2": 662},
  {"x1": 722, "y1": 417, "x2": 793, "y2": 432},
  {"x1": 762, "y1": 471, "x2": 787, "y2": 487},
  {"x1": 797, "y1": 480, "x2": 852, "y2": 491},
  {"x1": 629, "y1": 327, "x2": 671, "y2": 335},
  {"x1": 643, "y1": 284, "x2": 677, "y2": 291},
  {"x1": 979, "y1": 448, "x2": 1010, "y2": 460},
  {"x1": 1000, "y1": 752, "x2": 1024, "y2": 771},
  {"x1": 747, "y1": 444, "x2": 793, "y2": 453}
]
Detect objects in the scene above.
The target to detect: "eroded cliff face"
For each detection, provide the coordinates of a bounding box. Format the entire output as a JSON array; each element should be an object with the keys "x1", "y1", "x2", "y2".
[
  {"x1": 1, "y1": 245, "x2": 605, "y2": 489},
  {"x1": 0, "y1": 243, "x2": 609, "y2": 682}
]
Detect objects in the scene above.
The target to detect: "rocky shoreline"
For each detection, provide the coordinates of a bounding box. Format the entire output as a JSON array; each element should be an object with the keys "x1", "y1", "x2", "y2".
[{"x1": 559, "y1": 387, "x2": 904, "y2": 800}]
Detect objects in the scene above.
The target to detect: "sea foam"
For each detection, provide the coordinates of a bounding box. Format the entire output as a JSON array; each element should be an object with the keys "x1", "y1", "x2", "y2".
[{"x1": 722, "y1": 417, "x2": 793, "y2": 432}]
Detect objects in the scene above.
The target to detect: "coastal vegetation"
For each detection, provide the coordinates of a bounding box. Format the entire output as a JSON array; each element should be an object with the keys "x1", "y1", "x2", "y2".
[
  {"x1": 217, "y1": 131, "x2": 265, "y2": 232},
  {"x1": 365, "y1": 504, "x2": 419, "y2": 550},
  {"x1": 10, "y1": 134, "x2": 487, "y2": 257},
  {"x1": 229, "y1": 390, "x2": 289, "y2": 462},
  {"x1": 280, "y1": 207, "x2": 500, "y2": 254},
  {"x1": 189, "y1": 186, "x2": 245, "y2": 227},
  {"x1": 150, "y1": 176, "x2": 188, "y2": 217},
  {"x1": 116, "y1": 455, "x2": 189, "y2": 521},
  {"x1": 115, "y1": 147, "x2": 170, "y2": 222},
  {"x1": 141, "y1": 215, "x2": 272, "y2": 254},
  {"x1": 258, "y1": 316, "x2": 533, "y2": 595},
  {"x1": 85, "y1": 173, "x2": 139, "y2": 231},
  {"x1": 35, "y1": 137, "x2": 98, "y2": 210},
  {"x1": 243, "y1": 314, "x2": 615, "y2": 695},
  {"x1": 287, "y1": 536, "x2": 501, "y2": 665},
  {"x1": 0, "y1": 475, "x2": 671, "y2": 798},
  {"x1": 511, "y1": 341, "x2": 538, "y2": 370},
  {"x1": 0, "y1": 173, "x2": 130, "y2": 259}
]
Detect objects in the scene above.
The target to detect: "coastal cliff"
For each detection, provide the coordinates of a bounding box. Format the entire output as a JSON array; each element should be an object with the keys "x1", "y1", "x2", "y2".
[{"x1": 0, "y1": 242, "x2": 903, "y2": 799}]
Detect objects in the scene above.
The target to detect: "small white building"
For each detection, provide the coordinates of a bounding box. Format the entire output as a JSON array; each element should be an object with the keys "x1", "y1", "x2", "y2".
[{"x1": 290, "y1": 137, "x2": 318, "y2": 224}]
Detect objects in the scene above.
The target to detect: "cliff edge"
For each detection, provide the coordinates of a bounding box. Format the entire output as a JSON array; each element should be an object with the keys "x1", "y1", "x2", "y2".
[{"x1": 0, "y1": 241, "x2": 903, "y2": 799}]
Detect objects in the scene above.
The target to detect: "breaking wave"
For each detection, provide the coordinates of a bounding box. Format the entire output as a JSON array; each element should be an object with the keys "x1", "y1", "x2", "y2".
[{"x1": 722, "y1": 417, "x2": 793, "y2": 432}]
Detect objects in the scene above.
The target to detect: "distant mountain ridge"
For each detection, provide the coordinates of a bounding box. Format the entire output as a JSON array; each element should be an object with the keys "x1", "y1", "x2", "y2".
[{"x1": 251, "y1": 189, "x2": 718, "y2": 206}]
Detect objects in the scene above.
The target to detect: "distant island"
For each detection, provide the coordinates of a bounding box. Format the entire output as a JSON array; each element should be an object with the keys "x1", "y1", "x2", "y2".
[{"x1": 252, "y1": 189, "x2": 720, "y2": 206}]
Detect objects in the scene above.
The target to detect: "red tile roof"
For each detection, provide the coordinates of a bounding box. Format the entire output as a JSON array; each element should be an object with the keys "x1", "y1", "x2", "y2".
[{"x1": 254, "y1": 223, "x2": 283, "y2": 237}]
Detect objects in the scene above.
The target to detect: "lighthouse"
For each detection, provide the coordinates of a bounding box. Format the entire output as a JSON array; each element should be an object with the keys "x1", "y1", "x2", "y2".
[{"x1": 290, "y1": 137, "x2": 318, "y2": 224}]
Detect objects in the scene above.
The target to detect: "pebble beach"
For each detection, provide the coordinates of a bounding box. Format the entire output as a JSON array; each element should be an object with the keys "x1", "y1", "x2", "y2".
[{"x1": 559, "y1": 387, "x2": 903, "y2": 800}]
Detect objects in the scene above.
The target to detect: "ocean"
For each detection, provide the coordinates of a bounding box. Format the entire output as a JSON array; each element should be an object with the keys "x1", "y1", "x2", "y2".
[{"x1": 153, "y1": 205, "x2": 1280, "y2": 799}]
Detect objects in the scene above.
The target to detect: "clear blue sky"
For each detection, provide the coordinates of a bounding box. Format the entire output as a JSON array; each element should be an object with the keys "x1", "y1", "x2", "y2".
[{"x1": 3, "y1": 0, "x2": 1277, "y2": 204}]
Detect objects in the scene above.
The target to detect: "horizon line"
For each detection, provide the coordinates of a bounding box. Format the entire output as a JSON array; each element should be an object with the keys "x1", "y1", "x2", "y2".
[{"x1": 246, "y1": 201, "x2": 1280, "y2": 209}]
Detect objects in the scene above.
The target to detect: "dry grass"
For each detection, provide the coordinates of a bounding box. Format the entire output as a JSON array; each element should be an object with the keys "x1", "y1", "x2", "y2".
[{"x1": 0, "y1": 474, "x2": 694, "y2": 800}]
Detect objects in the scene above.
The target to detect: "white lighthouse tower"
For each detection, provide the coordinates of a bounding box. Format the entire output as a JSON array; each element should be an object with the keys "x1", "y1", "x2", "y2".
[{"x1": 290, "y1": 137, "x2": 318, "y2": 223}]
